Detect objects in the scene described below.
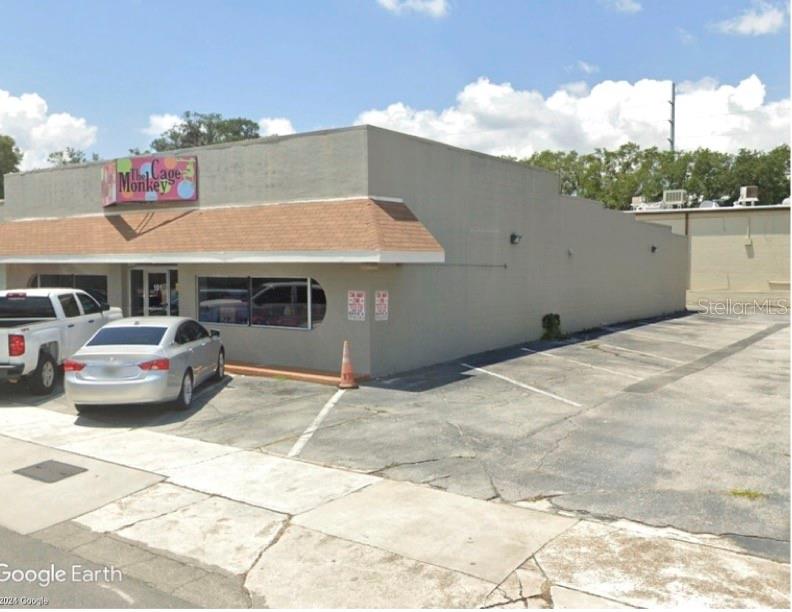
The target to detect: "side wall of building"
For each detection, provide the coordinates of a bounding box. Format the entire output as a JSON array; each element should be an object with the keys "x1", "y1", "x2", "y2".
[
  {"x1": 2, "y1": 128, "x2": 370, "y2": 220},
  {"x1": 365, "y1": 127, "x2": 688, "y2": 375},
  {"x1": 635, "y1": 208, "x2": 790, "y2": 292}
]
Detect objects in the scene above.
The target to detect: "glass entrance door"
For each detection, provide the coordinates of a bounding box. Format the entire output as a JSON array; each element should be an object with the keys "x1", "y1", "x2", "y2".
[
  {"x1": 130, "y1": 268, "x2": 179, "y2": 316},
  {"x1": 146, "y1": 272, "x2": 169, "y2": 316}
]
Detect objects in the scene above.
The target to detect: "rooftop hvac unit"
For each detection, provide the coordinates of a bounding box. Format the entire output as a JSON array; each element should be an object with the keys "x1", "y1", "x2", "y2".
[
  {"x1": 735, "y1": 185, "x2": 759, "y2": 207},
  {"x1": 662, "y1": 189, "x2": 687, "y2": 206}
]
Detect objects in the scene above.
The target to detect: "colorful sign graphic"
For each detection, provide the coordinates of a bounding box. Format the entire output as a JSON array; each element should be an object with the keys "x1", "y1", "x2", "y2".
[{"x1": 101, "y1": 155, "x2": 198, "y2": 206}]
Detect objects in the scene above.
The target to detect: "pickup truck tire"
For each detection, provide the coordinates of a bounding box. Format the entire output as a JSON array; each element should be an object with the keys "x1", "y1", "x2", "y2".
[
  {"x1": 172, "y1": 370, "x2": 194, "y2": 411},
  {"x1": 28, "y1": 351, "x2": 57, "y2": 396}
]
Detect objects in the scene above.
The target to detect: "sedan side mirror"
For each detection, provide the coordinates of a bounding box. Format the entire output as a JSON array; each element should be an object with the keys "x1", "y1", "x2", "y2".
[
  {"x1": 101, "y1": 303, "x2": 111, "y2": 311},
  {"x1": 210, "y1": 330, "x2": 220, "y2": 337}
]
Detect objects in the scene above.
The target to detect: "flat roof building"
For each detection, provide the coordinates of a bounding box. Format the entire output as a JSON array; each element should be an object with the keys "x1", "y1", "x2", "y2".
[
  {"x1": 0, "y1": 126, "x2": 688, "y2": 377},
  {"x1": 632, "y1": 204, "x2": 790, "y2": 302}
]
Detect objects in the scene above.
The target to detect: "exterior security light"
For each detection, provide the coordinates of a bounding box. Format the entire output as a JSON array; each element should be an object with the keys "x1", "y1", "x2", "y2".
[{"x1": 510, "y1": 233, "x2": 522, "y2": 245}]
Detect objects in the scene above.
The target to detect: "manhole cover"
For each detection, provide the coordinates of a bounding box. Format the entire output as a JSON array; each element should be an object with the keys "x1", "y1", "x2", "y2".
[{"x1": 13, "y1": 460, "x2": 87, "y2": 483}]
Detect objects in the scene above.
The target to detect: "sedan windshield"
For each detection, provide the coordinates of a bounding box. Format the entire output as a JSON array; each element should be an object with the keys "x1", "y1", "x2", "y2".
[{"x1": 88, "y1": 326, "x2": 167, "y2": 346}]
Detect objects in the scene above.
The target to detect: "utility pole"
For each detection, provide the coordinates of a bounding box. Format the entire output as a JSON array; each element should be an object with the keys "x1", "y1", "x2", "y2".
[{"x1": 667, "y1": 81, "x2": 676, "y2": 153}]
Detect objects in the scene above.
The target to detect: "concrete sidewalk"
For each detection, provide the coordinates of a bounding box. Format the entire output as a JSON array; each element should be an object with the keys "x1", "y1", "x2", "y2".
[{"x1": 0, "y1": 406, "x2": 789, "y2": 608}]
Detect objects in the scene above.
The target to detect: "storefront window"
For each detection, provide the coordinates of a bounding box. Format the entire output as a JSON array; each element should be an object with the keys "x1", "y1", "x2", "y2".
[
  {"x1": 311, "y1": 279, "x2": 327, "y2": 326},
  {"x1": 197, "y1": 276, "x2": 326, "y2": 329},
  {"x1": 198, "y1": 277, "x2": 250, "y2": 325},
  {"x1": 74, "y1": 275, "x2": 109, "y2": 305},
  {"x1": 35, "y1": 274, "x2": 109, "y2": 307},
  {"x1": 130, "y1": 270, "x2": 144, "y2": 316},
  {"x1": 169, "y1": 269, "x2": 179, "y2": 316},
  {"x1": 251, "y1": 278, "x2": 308, "y2": 328},
  {"x1": 39, "y1": 274, "x2": 73, "y2": 288}
]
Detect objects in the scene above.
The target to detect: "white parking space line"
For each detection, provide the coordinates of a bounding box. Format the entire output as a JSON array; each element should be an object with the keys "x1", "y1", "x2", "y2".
[
  {"x1": 585, "y1": 342, "x2": 685, "y2": 364},
  {"x1": 288, "y1": 389, "x2": 346, "y2": 458},
  {"x1": 600, "y1": 325, "x2": 710, "y2": 350},
  {"x1": 521, "y1": 347, "x2": 643, "y2": 380},
  {"x1": 461, "y1": 363, "x2": 582, "y2": 408}
]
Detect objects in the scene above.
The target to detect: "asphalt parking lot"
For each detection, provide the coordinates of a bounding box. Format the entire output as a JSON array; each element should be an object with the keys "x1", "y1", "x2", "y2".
[{"x1": 2, "y1": 308, "x2": 789, "y2": 566}]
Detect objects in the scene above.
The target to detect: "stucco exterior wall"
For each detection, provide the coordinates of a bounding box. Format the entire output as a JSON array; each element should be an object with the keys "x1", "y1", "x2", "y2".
[
  {"x1": 635, "y1": 207, "x2": 790, "y2": 292},
  {"x1": 2, "y1": 127, "x2": 369, "y2": 220},
  {"x1": 365, "y1": 127, "x2": 688, "y2": 375}
]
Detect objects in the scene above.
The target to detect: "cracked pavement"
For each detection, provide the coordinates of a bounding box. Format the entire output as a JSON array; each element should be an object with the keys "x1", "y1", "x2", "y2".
[{"x1": 0, "y1": 308, "x2": 788, "y2": 607}]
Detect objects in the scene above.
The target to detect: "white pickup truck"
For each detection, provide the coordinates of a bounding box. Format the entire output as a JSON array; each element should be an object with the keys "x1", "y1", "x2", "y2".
[{"x1": 0, "y1": 288, "x2": 122, "y2": 395}]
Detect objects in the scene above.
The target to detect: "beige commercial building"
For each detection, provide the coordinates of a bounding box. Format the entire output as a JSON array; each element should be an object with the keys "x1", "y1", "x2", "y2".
[
  {"x1": 0, "y1": 126, "x2": 688, "y2": 376},
  {"x1": 633, "y1": 206, "x2": 790, "y2": 301}
]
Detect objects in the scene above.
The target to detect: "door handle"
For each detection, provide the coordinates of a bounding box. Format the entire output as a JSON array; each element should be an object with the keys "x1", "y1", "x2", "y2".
[
  {"x1": 88, "y1": 319, "x2": 95, "y2": 323},
  {"x1": 67, "y1": 324, "x2": 75, "y2": 328}
]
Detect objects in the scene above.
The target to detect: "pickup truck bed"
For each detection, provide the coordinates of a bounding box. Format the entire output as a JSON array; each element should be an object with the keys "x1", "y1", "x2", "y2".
[{"x1": 0, "y1": 288, "x2": 122, "y2": 394}]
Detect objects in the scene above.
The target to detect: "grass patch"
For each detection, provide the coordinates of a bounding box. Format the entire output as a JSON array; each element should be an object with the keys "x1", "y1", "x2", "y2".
[{"x1": 729, "y1": 488, "x2": 766, "y2": 501}]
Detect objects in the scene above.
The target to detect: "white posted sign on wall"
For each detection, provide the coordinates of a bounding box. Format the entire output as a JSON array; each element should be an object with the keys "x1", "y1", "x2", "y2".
[
  {"x1": 347, "y1": 290, "x2": 366, "y2": 321},
  {"x1": 375, "y1": 290, "x2": 389, "y2": 321}
]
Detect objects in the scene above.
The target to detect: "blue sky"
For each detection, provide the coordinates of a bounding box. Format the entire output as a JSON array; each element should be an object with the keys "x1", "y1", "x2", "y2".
[{"x1": 0, "y1": 0, "x2": 788, "y2": 167}]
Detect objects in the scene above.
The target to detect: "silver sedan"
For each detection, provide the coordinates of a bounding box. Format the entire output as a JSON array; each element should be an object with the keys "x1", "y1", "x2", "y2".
[{"x1": 64, "y1": 317, "x2": 224, "y2": 412}]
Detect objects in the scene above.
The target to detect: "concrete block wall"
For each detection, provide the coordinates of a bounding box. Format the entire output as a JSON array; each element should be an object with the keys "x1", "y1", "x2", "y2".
[
  {"x1": 635, "y1": 208, "x2": 790, "y2": 293},
  {"x1": 2, "y1": 127, "x2": 370, "y2": 220},
  {"x1": 365, "y1": 127, "x2": 688, "y2": 375}
]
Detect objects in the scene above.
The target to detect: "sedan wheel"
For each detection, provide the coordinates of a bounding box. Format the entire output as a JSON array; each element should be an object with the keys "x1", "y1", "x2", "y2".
[
  {"x1": 215, "y1": 350, "x2": 225, "y2": 380},
  {"x1": 174, "y1": 370, "x2": 193, "y2": 411}
]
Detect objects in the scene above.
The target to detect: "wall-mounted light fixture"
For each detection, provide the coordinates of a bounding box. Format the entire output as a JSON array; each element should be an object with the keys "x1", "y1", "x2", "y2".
[
  {"x1": 510, "y1": 233, "x2": 522, "y2": 245},
  {"x1": 650, "y1": 245, "x2": 657, "y2": 253}
]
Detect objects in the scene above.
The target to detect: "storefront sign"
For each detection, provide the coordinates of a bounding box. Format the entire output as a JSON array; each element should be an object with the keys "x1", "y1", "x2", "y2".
[
  {"x1": 375, "y1": 290, "x2": 389, "y2": 321},
  {"x1": 101, "y1": 155, "x2": 198, "y2": 206},
  {"x1": 347, "y1": 290, "x2": 366, "y2": 321}
]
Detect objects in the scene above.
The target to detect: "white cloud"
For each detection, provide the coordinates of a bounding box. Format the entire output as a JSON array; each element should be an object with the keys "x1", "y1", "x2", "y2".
[
  {"x1": 258, "y1": 117, "x2": 296, "y2": 136},
  {"x1": 601, "y1": 0, "x2": 642, "y2": 13},
  {"x1": 715, "y1": 1, "x2": 786, "y2": 36},
  {"x1": 0, "y1": 89, "x2": 97, "y2": 170},
  {"x1": 377, "y1": 0, "x2": 448, "y2": 17},
  {"x1": 355, "y1": 74, "x2": 789, "y2": 155},
  {"x1": 142, "y1": 113, "x2": 183, "y2": 137},
  {"x1": 676, "y1": 27, "x2": 696, "y2": 44},
  {"x1": 577, "y1": 60, "x2": 600, "y2": 74}
]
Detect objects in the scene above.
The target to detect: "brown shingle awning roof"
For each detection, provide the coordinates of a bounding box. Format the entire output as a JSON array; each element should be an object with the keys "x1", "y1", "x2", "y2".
[{"x1": 0, "y1": 198, "x2": 445, "y2": 264}]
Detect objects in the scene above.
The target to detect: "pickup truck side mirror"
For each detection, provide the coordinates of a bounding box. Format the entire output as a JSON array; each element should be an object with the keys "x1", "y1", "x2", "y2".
[{"x1": 210, "y1": 330, "x2": 220, "y2": 338}]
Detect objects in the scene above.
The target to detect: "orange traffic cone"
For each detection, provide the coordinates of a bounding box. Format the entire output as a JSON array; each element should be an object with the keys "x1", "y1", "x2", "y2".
[{"x1": 338, "y1": 340, "x2": 358, "y2": 389}]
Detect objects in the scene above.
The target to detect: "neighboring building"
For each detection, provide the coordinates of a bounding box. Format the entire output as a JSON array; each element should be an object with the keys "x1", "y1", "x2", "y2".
[
  {"x1": 633, "y1": 205, "x2": 790, "y2": 296},
  {"x1": 0, "y1": 126, "x2": 687, "y2": 376}
]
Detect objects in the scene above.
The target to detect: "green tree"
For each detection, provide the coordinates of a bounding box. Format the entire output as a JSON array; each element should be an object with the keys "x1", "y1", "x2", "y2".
[
  {"x1": 0, "y1": 134, "x2": 23, "y2": 199},
  {"x1": 47, "y1": 148, "x2": 99, "y2": 166},
  {"x1": 519, "y1": 143, "x2": 790, "y2": 209},
  {"x1": 150, "y1": 111, "x2": 260, "y2": 152}
]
